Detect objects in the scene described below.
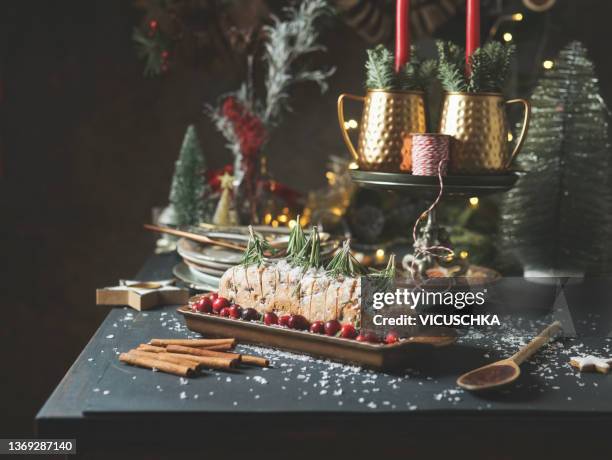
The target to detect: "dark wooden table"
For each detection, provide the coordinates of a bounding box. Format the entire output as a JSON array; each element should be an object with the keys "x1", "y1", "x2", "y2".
[{"x1": 35, "y1": 254, "x2": 612, "y2": 459}]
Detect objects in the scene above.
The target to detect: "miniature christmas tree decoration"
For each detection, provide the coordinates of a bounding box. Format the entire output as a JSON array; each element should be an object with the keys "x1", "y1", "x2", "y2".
[
  {"x1": 500, "y1": 41, "x2": 612, "y2": 275},
  {"x1": 169, "y1": 125, "x2": 214, "y2": 226},
  {"x1": 212, "y1": 172, "x2": 237, "y2": 226},
  {"x1": 96, "y1": 280, "x2": 189, "y2": 311}
]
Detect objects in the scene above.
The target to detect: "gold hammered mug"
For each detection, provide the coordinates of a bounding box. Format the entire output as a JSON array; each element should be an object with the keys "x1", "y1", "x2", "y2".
[
  {"x1": 338, "y1": 89, "x2": 426, "y2": 171},
  {"x1": 438, "y1": 92, "x2": 531, "y2": 174}
]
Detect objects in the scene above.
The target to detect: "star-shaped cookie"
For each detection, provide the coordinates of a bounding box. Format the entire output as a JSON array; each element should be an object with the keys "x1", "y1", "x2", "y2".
[{"x1": 569, "y1": 355, "x2": 612, "y2": 374}]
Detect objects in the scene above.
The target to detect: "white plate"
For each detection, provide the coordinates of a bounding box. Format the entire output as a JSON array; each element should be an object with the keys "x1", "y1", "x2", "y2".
[{"x1": 173, "y1": 262, "x2": 219, "y2": 292}]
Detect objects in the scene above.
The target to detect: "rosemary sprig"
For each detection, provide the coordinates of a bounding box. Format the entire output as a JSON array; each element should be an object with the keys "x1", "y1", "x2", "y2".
[
  {"x1": 296, "y1": 226, "x2": 322, "y2": 269},
  {"x1": 286, "y1": 215, "x2": 306, "y2": 264},
  {"x1": 240, "y1": 226, "x2": 271, "y2": 267},
  {"x1": 369, "y1": 254, "x2": 396, "y2": 291},
  {"x1": 326, "y1": 240, "x2": 368, "y2": 278}
]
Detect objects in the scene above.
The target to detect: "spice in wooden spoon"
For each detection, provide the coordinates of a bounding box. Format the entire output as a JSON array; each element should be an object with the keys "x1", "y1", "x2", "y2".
[{"x1": 457, "y1": 321, "x2": 561, "y2": 391}]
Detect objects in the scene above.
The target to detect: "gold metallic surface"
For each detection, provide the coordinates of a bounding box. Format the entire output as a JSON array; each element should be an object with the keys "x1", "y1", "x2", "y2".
[
  {"x1": 338, "y1": 89, "x2": 426, "y2": 171},
  {"x1": 439, "y1": 92, "x2": 531, "y2": 174}
]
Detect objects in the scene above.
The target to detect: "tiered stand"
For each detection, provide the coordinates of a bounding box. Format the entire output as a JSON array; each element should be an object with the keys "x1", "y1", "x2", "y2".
[{"x1": 349, "y1": 170, "x2": 518, "y2": 281}]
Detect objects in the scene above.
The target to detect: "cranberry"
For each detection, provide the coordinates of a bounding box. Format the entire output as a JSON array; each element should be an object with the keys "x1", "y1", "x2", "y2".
[
  {"x1": 385, "y1": 331, "x2": 400, "y2": 344},
  {"x1": 324, "y1": 320, "x2": 341, "y2": 336},
  {"x1": 192, "y1": 297, "x2": 212, "y2": 313},
  {"x1": 212, "y1": 297, "x2": 230, "y2": 314},
  {"x1": 219, "y1": 307, "x2": 230, "y2": 317},
  {"x1": 309, "y1": 321, "x2": 325, "y2": 334},
  {"x1": 228, "y1": 304, "x2": 242, "y2": 319},
  {"x1": 356, "y1": 334, "x2": 368, "y2": 342},
  {"x1": 264, "y1": 312, "x2": 279, "y2": 326},
  {"x1": 208, "y1": 292, "x2": 219, "y2": 301},
  {"x1": 364, "y1": 331, "x2": 381, "y2": 343},
  {"x1": 241, "y1": 307, "x2": 260, "y2": 321},
  {"x1": 288, "y1": 314, "x2": 309, "y2": 331},
  {"x1": 339, "y1": 324, "x2": 357, "y2": 339},
  {"x1": 278, "y1": 315, "x2": 291, "y2": 327}
]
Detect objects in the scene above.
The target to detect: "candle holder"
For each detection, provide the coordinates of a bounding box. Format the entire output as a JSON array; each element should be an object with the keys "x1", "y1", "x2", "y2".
[
  {"x1": 338, "y1": 89, "x2": 426, "y2": 172},
  {"x1": 439, "y1": 92, "x2": 531, "y2": 174}
]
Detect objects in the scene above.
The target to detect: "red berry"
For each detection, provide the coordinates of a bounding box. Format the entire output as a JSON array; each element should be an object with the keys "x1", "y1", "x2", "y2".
[
  {"x1": 192, "y1": 296, "x2": 212, "y2": 313},
  {"x1": 219, "y1": 307, "x2": 230, "y2": 317},
  {"x1": 212, "y1": 297, "x2": 230, "y2": 314},
  {"x1": 288, "y1": 315, "x2": 309, "y2": 331},
  {"x1": 278, "y1": 315, "x2": 291, "y2": 327},
  {"x1": 228, "y1": 305, "x2": 242, "y2": 319},
  {"x1": 309, "y1": 321, "x2": 325, "y2": 334},
  {"x1": 385, "y1": 331, "x2": 400, "y2": 344},
  {"x1": 339, "y1": 324, "x2": 357, "y2": 339},
  {"x1": 264, "y1": 312, "x2": 279, "y2": 326},
  {"x1": 241, "y1": 307, "x2": 260, "y2": 321},
  {"x1": 149, "y1": 19, "x2": 158, "y2": 30},
  {"x1": 324, "y1": 320, "x2": 341, "y2": 336},
  {"x1": 208, "y1": 292, "x2": 219, "y2": 301},
  {"x1": 364, "y1": 331, "x2": 381, "y2": 343},
  {"x1": 356, "y1": 334, "x2": 368, "y2": 342}
]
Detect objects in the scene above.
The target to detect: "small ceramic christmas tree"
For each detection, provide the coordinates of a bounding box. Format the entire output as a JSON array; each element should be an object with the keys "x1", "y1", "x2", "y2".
[{"x1": 169, "y1": 125, "x2": 212, "y2": 225}]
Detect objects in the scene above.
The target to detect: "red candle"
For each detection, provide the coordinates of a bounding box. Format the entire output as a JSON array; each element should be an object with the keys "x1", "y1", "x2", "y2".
[
  {"x1": 466, "y1": 0, "x2": 480, "y2": 75},
  {"x1": 395, "y1": 0, "x2": 411, "y2": 73}
]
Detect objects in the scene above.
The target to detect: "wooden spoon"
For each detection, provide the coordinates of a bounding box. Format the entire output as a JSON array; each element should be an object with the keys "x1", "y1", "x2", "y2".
[{"x1": 457, "y1": 321, "x2": 562, "y2": 391}]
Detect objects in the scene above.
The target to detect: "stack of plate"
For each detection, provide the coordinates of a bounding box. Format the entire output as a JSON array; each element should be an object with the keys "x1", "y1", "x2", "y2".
[{"x1": 172, "y1": 226, "x2": 339, "y2": 291}]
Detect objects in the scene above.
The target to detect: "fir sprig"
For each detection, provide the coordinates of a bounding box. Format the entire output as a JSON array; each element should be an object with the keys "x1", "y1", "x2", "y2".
[
  {"x1": 240, "y1": 226, "x2": 271, "y2": 267},
  {"x1": 365, "y1": 45, "x2": 436, "y2": 91},
  {"x1": 436, "y1": 41, "x2": 468, "y2": 92},
  {"x1": 365, "y1": 45, "x2": 395, "y2": 90},
  {"x1": 436, "y1": 40, "x2": 515, "y2": 93},
  {"x1": 326, "y1": 240, "x2": 368, "y2": 278}
]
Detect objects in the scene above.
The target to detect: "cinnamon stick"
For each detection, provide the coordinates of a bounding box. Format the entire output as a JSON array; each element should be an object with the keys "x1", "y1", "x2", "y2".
[
  {"x1": 203, "y1": 343, "x2": 235, "y2": 351},
  {"x1": 119, "y1": 352, "x2": 192, "y2": 376},
  {"x1": 150, "y1": 338, "x2": 236, "y2": 348},
  {"x1": 166, "y1": 344, "x2": 241, "y2": 361},
  {"x1": 137, "y1": 344, "x2": 166, "y2": 353},
  {"x1": 129, "y1": 349, "x2": 199, "y2": 370},
  {"x1": 161, "y1": 353, "x2": 238, "y2": 370},
  {"x1": 241, "y1": 355, "x2": 270, "y2": 367}
]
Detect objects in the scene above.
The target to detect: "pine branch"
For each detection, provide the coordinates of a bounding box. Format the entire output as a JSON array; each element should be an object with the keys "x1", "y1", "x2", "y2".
[
  {"x1": 365, "y1": 45, "x2": 395, "y2": 90},
  {"x1": 436, "y1": 40, "x2": 467, "y2": 92}
]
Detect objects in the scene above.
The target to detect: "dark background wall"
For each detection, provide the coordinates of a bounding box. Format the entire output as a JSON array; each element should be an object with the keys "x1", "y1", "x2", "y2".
[{"x1": 0, "y1": 0, "x2": 610, "y2": 437}]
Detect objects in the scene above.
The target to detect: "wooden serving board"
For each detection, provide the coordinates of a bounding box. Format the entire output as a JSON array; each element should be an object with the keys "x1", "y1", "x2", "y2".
[{"x1": 177, "y1": 307, "x2": 456, "y2": 371}]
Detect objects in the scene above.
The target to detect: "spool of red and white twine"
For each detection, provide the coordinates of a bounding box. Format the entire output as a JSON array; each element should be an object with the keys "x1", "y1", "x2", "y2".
[{"x1": 410, "y1": 134, "x2": 454, "y2": 281}]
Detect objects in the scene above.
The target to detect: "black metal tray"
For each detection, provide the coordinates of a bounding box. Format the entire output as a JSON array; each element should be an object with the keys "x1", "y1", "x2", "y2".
[{"x1": 349, "y1": 170, "x2": 518, "y2": 195}]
